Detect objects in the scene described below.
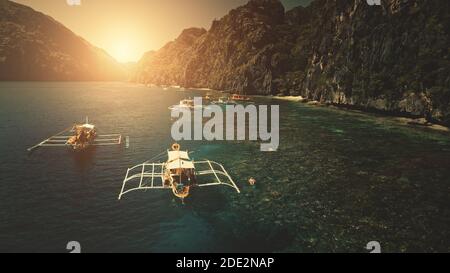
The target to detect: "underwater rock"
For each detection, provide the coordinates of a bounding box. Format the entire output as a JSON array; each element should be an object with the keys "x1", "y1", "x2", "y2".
[
  {"x1": 270, "y1": 191, "x2": 281, "y2": 198},
  {"x1": 407, "y1": 118, "x2": 432, "y2": 127}
]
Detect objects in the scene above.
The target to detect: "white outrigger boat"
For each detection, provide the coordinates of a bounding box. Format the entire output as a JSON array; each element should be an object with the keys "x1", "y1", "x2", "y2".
[
  {"x1": 211, "y1": 96, "x2": 237, "y2": 105},
  {"x1": 231, "y1": 94, "x2": 252, "y2": 102},
  {"x1": 27, "y1": 117, "x2": 123, "y2": 152},
  {"x1": 118, "y1": 143, "x2": 240, "y2": 202},
  {"x1": 168, "y1": 98, "x2": 210, "y2": 111}
]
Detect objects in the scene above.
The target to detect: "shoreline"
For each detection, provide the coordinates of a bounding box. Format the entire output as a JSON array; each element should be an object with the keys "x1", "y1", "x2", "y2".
[
  {"x1": 271, "y1": 95, "x2": 450, "y2": 133},
  {"x1": 137, "y1": 87, "x2": 450, "y2": 133}
]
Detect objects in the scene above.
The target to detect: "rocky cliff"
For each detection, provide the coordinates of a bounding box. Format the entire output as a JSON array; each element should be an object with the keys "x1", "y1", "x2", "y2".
[
  {"x1": 135, "y1": 0, "x2": 450, "y2": 125},
  {"x1": 134, "y1": 27, "x2": 206, "y2": 85},
  {"x1": 0, "y1": 0, "x2": 125, "y2": 81},
  {"x1": 287, "y1": 0, "x2": 450, "y2": 125}
]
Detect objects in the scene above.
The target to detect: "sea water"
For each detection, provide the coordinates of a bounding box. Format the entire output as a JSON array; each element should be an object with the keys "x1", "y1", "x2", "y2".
[{"x1": 0, "y1": 82, "x2": 449, "y2": 252}]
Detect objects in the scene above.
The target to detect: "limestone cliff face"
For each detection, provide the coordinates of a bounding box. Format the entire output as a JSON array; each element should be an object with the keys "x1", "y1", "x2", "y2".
[
  {"x1": 135, "y1": 0, "x2": 449, "y2": 125},
  {"x1": 289, "y1": 0, "x2": 450, "y2": 124},
  {"x1": 135, "y1": 0, "x2": 287, "y2": 94},
  {"x1": 133, "y1": 28, "x2": 206, "y2": 85},
  {"x1": 183, "y1": 0, "x2": 286, "y2": 93},
  {"x1": 0, "y1": 0, "x2": 125, "y2": 81}
]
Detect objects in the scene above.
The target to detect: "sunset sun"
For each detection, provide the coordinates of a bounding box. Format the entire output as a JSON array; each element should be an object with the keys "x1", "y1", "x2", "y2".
[{"x1": 110, "y1": 41, "x2": 136, "y2": 63}]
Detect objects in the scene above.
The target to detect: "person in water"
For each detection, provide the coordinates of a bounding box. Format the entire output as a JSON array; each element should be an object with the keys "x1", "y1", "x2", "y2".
[{"x1": 248, "y1": 177, "x2": 256, "y2": 186}]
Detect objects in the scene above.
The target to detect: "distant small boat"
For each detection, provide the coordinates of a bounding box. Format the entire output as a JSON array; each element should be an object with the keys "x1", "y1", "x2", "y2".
[
  {"x1": 169, "y1": 98, "x2": 209, "y2": 110},
  {"x1": 169, "y1": 99, "x2": 194, "y2": 110},
  {"x1": 203, "y1": 92, "x2": 213, "y2": 101},
  {"x1": 231, "y1": 94, "x2": 252, "y2": 102},
  {"x1": 211, "y1": 96, "x2": 236, "y2": 105}
]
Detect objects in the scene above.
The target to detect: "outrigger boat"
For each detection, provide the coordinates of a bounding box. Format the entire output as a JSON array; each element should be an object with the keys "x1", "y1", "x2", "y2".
[
  {"x1": 168, "y1": 98, "x2": 210, "y2": 110},
  {"x1": 231, "y1": 94, "x2": 252, "y2": 102},
  {"x1": 27, "y1": 117, "x2": 123, "y2": 152},
  {"x1": 203, "y1": 92, "x2": 213, "y2": 101},
  {"x1": 168, "y1": 98, "x2": 195, "y2": 110},
  {"x1": 118, "y1": 143, "x2": 240, "y2": 202},
  {"x1": 211, "y1": 96, "x2": 237, "y2": 105}
]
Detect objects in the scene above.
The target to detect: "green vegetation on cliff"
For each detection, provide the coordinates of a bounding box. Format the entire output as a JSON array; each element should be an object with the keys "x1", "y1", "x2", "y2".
[{"x1": 135, "y1": 0, "x2": 450, "y2": 125}]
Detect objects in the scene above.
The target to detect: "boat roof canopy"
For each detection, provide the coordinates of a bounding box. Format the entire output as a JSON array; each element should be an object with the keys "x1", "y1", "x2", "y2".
[
  {"x1": 167, "y1": 150, "x2": 194, "y2": 170},
  {"x1": 167, "y1": 159, "x2": 195, "y2": 170},
  {"x1": 81, "y1": 124, "x2": 95, "y2": 129},
  {"x1": 168, "y1": 150, "x2": 190, "y2": 161}
]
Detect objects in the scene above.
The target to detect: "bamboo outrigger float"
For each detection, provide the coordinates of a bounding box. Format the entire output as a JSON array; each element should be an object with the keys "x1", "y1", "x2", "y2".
[
  {"x1": 27, "y1": 117, "x2": 123, "y2": 152},
  {"x1": 118, "y1": 143, "x2": 240, "y2": 202}
]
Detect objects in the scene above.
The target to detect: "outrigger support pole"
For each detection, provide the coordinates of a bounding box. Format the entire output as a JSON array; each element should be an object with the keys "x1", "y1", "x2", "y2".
[{"x1": 27, "y1": 126, "x2": 72, "y2": 152}]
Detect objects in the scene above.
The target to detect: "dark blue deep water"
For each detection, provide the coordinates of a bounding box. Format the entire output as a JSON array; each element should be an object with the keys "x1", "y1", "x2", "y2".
[{"x1": 0, "y1": 82, "x2": 449, "y2": 252}]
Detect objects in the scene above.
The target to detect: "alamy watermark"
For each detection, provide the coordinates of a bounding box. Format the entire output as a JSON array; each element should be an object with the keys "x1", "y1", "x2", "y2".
[
  {"x1": 67, "y1": 241, "x2": 81, "y2": 253},
  {"x1": 366, "y1": 241, "x2": 381, "y2": 253},
  {"x1": 366, "y1": 0, "x2": 381, "y2": 6},
  {"x1": 66, "y1": 0, "x2": 81, "y2": 6},
  {"x1": 170, "y1": 98, "x2": 279, "y2": 152}
]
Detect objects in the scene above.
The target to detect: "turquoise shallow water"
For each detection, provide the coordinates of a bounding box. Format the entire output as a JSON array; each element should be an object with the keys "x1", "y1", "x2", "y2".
[{"x1": 0, "y1": 82, "x2": 449, "y2": 252}]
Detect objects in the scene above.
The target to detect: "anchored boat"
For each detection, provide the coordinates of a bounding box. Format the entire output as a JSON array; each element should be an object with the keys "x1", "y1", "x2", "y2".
[
  {"x1": 203, "y1": 92, "x2": 213, "y2": 101},
  {"x1": 27, "y1": 117, "x2": 123, "y2": 152},
  {"x1": 118, "y1": 143, "x2": 240, "y2": 202},
  {"x1": 168, "y1": 98, "x2": 195, "y2": 110},
  {"x1": 168, "y1": 98, "x2": 211, "y2": 111},
  {"x1": 231, "y1": 94, "x2": 252, "y2": 102},
  {"x1": 211, "y1": 96, "x2": 236, "y2": 105}
]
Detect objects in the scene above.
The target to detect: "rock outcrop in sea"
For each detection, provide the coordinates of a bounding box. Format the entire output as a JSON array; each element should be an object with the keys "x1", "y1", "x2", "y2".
[
  {"x1": 0, "y1": 0, "x2": 125, "y2": 81},
  {"x1": 134, "y1": 0, "x2": 450, "y2": 125}
]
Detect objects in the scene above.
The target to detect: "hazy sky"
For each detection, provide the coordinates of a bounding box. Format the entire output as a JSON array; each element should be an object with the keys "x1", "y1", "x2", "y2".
[{"x1": 13, "y1": 0, "x2": 312, "y2": 63}]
